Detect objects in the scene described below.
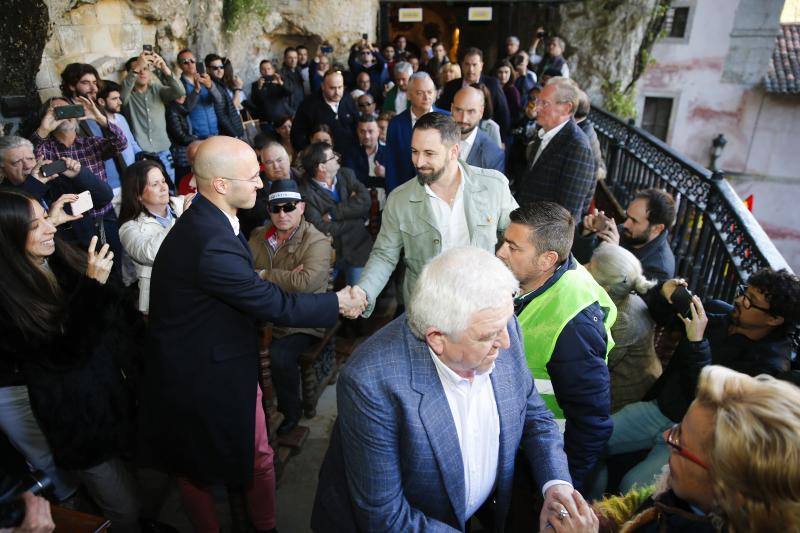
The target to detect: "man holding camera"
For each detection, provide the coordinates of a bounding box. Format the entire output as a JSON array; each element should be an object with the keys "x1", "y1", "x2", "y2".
[
  {"x1": 250, "y1": 59, "x2": 293, "y2": 126},
  {"x1": 595, "y1": 269, "x2": 800, "y2": 494},
  {"x1": 122, "y1": 49, "x2": 185, "y2": 187},
  {"x1": 178, "y1": 49, "x2": 219, "y2": 140}
]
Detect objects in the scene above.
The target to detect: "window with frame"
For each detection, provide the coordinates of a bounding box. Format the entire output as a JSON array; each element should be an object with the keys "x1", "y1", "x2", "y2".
[
  {"x1": 641, "y1": 97, "x2": 673, "y2": 141},
  {"x1": 664, "y1": 6, "x2": 690, "y2": 39}
]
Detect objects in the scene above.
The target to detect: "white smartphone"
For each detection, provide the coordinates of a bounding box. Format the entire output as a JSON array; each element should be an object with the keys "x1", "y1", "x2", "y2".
[{"x1": 70, "y1": 190, "x2": 93, "y2": 215}]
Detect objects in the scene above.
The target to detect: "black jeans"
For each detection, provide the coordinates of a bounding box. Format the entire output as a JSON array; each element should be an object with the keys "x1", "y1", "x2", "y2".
[{"x1": 269, "y1": 333, "x2": 317, "y2": 423}]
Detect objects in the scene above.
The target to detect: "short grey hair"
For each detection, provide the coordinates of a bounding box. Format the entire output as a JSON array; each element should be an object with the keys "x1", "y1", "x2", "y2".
[
  {"x1": 506, "y1": 36, "x2": 520, "y2": 46},
  {"x1": 0, "y1": 136, "x2": 34, "y2": 163},
  {"x1": 589, "y1": 243, "x2": 656, "y2": 303},
  {"x1": 407, "y1": 247, "x2": 519, "y2": 339},
  {"x1": 394, "y1": 61, "x2": 413, "y2": 77},
  {"x1": 408, "y1": 71, "x2": 433, "y2": 86},
  {"x1": 546, "y1": 76, "x2": 581, "y2": 113}
]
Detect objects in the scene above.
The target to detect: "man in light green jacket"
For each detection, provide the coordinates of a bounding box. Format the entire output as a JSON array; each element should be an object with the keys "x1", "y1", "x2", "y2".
[{"x1": 354, "y1": 112, "x2": 518, "y2": 317}]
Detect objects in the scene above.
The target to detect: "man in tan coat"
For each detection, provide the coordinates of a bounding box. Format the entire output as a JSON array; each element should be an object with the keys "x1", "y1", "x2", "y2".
[{"x1": 248, "y1": 179, "x2": 333, "y2": 435}]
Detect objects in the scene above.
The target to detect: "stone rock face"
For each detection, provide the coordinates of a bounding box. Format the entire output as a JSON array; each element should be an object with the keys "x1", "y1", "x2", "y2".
[
  {"x1": 33, "y1": 0, "x2": 379, "y2": 100},
  {"x1": 555, "y1": 0, "x2": 663, "y2": 103}
]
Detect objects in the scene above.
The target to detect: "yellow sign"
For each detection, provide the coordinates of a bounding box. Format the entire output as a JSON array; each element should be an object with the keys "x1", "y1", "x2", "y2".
[
  {"x1": 398, "y1": 8, "x2": 423, "y2": 22},
  {"x1": 468, "y1": 7, "x2": 492, "y2": 22}
]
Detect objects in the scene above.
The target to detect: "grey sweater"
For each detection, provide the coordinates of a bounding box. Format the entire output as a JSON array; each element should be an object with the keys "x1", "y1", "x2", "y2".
[{"x1": 121, "y1": 69, "x2": 185, "y2": 153}]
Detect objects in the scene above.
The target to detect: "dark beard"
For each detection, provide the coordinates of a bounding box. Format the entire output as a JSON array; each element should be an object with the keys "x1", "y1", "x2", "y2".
[
  {"x1": 416, "y1": 164, "x2": 446, "y2": 186},
  {"x1": 621, "y1": 229, "x2": 649, "y2": 248}
]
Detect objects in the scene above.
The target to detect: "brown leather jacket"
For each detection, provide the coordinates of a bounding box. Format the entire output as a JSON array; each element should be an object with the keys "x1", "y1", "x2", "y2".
[{"x1": 248, "y1": 217, "x2": 333, "y2": 338}]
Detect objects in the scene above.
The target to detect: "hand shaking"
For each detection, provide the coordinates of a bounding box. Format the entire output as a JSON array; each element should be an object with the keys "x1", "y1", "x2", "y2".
[{"x1": 337, "y1": 285, "x2": 368, "y2": 319}]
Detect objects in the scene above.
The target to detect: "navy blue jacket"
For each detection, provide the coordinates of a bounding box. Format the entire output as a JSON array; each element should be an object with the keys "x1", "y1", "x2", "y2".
[
  {"x1": 384, "y1": 106, "x2": 449, "y2": 192},
  {"x1": 343, "y1": 143, "x2": 388, "y2": 189},
  {"x1": 515, "y1": 255, "x2": 613, "y2": 491},
  {"x1": 465, "y1": 128, "x2": 505, "y2": 173},
  {"x1": 138, "y1": 194, "x2": 339, "y2": 484},
  {"x1": 3, "y1": 167, "x2": 112, "y2": 248},
  {"x1": 573, "y1": 227, "x2": 676, "y2": 282},
  {"x1": 645, "y1": 289, "x2": 792, "y2": 422}
]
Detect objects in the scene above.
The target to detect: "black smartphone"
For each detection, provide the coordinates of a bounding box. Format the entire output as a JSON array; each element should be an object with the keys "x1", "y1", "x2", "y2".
[
  {"x1": 537, "y1": 30, "x2": 546, "y2": 38},
  {"x1": 54, "y1": 104, "x2": 85, "y2": 120},
  {"x1": 321, "y1": 45, "x2": 334, "y2": 55},
  {"x1": 143, "y1": 44, "x2": 153, "y2": 52},
  {"x1": 196, "y1": 61, "x2": 205, "y2": 75},
  {"x1": 671, "y1": 285, "x2": 693, "y2": 317},
  {"x1": 362, "y1": 33, "x2": 368, "y2": 40},
  {"x1": 41, "y1": 159, "x2": 67, "y2": 177}
]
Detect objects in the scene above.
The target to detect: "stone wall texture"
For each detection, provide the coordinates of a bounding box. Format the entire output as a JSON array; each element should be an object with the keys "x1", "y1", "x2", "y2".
[{"x1": 36, "y1": 0, "x2": 379, "y2": 99}]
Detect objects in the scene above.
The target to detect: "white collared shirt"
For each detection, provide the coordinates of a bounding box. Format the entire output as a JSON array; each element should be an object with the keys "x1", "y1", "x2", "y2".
[
  {"x1": 458, "y1": 127, "x2": 480, "y2": 163},
  {"x1": 424, "y1": 173, "x2": 469, "y2": 250},
  {"x1": 223, "y1": 209, "x2": 241, "y2": 235},
  {"x1": 395, "y1": 90, "x2": 408, "y2": 113},
  {"x1": 533, "y1": 118, "x2": 570, "y2": 164},
  {"x1": 429, "y1": 348, "x2": 500, "y2": 519},
  {"x1": 325, "y1": 99, "x2": 340, "y2": 116},
  {"x1": 410, "y1": 106, "x2": 433, "y2": 128},
  {"x1": 315, "y1": 175, "x2": 338, "y2": 192}
]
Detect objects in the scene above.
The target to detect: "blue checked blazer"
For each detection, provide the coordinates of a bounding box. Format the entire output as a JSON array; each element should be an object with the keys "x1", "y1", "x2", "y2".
[
  {"x1": 515, "y1": 119, "x2": 596, "y2": 219},
  {"x1": 311, "y1": 315, "x2": 570, "y2": 532}
]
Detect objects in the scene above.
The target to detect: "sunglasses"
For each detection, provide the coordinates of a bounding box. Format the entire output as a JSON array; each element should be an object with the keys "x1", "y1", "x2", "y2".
[
  {"x1": 180, "y1": 58, "x2": 196, "y2": 64},
  {"x1": 270, "y1": 202, "x2": 298, "y2": 214},
  {"x1": 209, "y1": 65, "x2": 224, "y2": 70}
]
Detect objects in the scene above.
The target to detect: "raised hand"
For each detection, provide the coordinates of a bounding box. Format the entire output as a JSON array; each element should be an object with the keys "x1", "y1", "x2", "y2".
[
  {"x1": 596, "y1": 219, "x2": 619, "y2": 245},
  {"x1": 48, "y1": 194, "x2": 82, "y2": 226},
  {"x1": 61, "y1": 157, "x2": 81, "y2": 178},
  {"x1": 30, "y1": 156, "x2": 51, "y2": 184},
  {"x1": 86, "y1": 235, "x2": 114, "y2": 285},
  {"x1": 76, "y1": 95, "x2": 108, "y2": 128},
  {"x1": 681, "y1": 295, "x2": 708, "y2": 342},
  {"x1": 37, "y1": 106, "x2": 66, "y2": 138},
  {"x1": 374, "y1": 161, "x2": 386, "y2": 178},
  {"x1": 661, "y1": 278, "x2": 688, "y2": 303}
]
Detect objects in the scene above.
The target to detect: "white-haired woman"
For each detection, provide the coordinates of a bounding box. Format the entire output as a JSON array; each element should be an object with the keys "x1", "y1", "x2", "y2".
[{"x1": 588, "y1": 243, "x2": 661, "y2": 412}]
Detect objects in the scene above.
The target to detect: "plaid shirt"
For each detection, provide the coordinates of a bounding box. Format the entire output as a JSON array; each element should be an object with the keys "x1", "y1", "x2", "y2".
[{"x1": 32, "y1": 122, "x2": 127, "y2": 215}]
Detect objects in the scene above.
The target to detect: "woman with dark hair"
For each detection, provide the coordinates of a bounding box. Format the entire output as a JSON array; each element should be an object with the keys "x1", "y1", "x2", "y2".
[
  {"x1": 273, "y1": 114, "x2": 295, "y2": 163},
  {"x1": 494, "y1": 59, "x2": 522, "y2": 122},
  {"x1": 308, "y1": 123, "x2": 334, "y2": 146},
  {"x1": 473, "y1": 82, "x2": 502, "y2": 147},
  {"x1": 0, "y1": 190, "x2": 141, "y2": 531},
  {"x1": 119, "y1": 160, "x2": 192, "y2": 314},
  {"x1": 221, "y1": 57, "x2": 246, "y2": 112}
]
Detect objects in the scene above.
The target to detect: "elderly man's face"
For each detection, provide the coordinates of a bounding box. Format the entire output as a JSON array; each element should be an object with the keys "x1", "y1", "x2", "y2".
[
  {"x1": 664, "y1": 401, "x2": 715, "y2": 512},
  {"x1": 322, "y1": 73, "x2": 344, "y2": 103},
  {"x1": 535, "y1": 84, "x2": 572, "y2": 132},
  {"x1": 0, "y1": 145, "x2": 37, "y2": 185},
  {"x1": 407, "y1": 76, "x2": 436, "y2": 113},
  {"x1": 461, "y1": 53, "x2": 483, "y2": 84},
  {"x1": 269, "y1": 200, "x2": 304, "y2": 232},
  {"x1": 436, "y1": 299, "x2": 514, "y2": 377},
  {"x1": 547, "y1": 39, "x2": 563, "y2": 57},
  {"x1": 395, "y1": 70, "x2": 411, "y2": 92},
  {"x1": 505, "y1": 39, "x2": 519, "y2": 56},
  {"x1": 261, "y1": 145, "x2": 291, "y2": 180}
]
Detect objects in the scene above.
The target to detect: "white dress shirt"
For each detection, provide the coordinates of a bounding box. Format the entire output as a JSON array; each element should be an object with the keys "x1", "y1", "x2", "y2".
[
  {"x1": 429, "y1": 348, "x2": 500, "y2": 518},
  {"x1": 410, "y1": 106, "x2": 433, "y2": 128},
  {"x1": 458, "y1": 127, "x2": 480, "y2": 163},
  {"x1": 326, "y1": 99, "x2": 340, "y2": 116},
  {"x1": 222, "y1": 209, "x2": 241, "y2": 235},
  {"x1": 424, "y1": 175, "x2": 469, "y2": 250},
  {"x1": 395, "y1": 90, "x2": 408, "y2": 113},
  {"x1": 533, "y1": 118, "x2": 570, "y2": 165}
]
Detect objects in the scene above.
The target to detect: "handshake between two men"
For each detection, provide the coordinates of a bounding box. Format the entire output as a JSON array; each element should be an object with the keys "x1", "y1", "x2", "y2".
[{"x1": 335, "y1": 285, "x2": 369, "y2": 319}]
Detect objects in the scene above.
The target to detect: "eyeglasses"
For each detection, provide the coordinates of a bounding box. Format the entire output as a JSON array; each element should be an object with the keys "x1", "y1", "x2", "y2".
[
  {"x1": 736, "y1": 285, "x2": 773, "y2": 314},
  {"x1": 665, "y1": 423, "x2": 709, "y2": 470},
  {"x1": 270, "y1": 202, "x2": 298, "y2": 214},
  {"x1": 179, "y1": 58, "x2": 196, "y2": 65},
  {"x1": 323, "y1": 152, "x2": 341, "y2": 163},
  {"x1": 209, "y1": 65, "x2": 224, "y2": 70}
]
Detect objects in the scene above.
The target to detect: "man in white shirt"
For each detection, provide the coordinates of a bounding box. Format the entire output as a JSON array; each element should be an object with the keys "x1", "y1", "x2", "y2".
[
  {"x1": 354, "y1": 112, "x2": 517, "y2": 317},
  {"x1": 312, "y1": 246, "x2": 582, "y2": 532}
]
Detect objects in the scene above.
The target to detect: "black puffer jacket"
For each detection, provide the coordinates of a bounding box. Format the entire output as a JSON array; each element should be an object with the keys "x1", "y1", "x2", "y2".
[{"x1": 0, "y1": 254, "x2": 143, "y2": 469}]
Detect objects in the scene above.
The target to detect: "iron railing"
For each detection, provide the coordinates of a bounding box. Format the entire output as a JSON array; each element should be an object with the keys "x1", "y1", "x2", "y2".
[{"x1": 589, "y1": 106, "x2": 792, "y2": 302}]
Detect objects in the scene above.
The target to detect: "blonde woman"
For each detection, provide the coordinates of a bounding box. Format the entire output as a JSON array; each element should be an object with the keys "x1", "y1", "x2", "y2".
[{"x1": 587, "y1": 243, "x2": 661, "y2": 412}]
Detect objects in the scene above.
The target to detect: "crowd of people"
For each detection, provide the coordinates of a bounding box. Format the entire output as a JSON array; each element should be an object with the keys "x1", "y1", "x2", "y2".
[{"x1": 1, "y1": 27, "x2": 799, "y2": 533}]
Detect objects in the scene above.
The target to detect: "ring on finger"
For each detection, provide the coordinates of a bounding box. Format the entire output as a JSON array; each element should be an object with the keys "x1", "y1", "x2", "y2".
[{"x1": 557, "y1": 508, "x2": 570, "y2": 520}]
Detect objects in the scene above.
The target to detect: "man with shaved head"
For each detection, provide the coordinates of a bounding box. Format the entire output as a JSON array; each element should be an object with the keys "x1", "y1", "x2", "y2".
[
  {"x1": 291, "y1": 70, "x2": 358, "y2": 154},
  {"x1": 138, "y1": 136, "x2": 365, "y2": 532},
  {"x1": 451, "y1": 85, "x2": 505, "y2": 172}
]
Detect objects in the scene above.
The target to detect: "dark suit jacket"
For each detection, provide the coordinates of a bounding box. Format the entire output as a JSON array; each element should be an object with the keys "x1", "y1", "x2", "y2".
[
  {"x1": 516, "y1": 119, "x2": 596, "y2": 219},
  {"x1": 384, "y1": 106, "x2": 449, "y2": 192},
  {"x1": 437, "y1": 75, "x2": 511, "y2": 136},
  {"x1": 343, "y1": 143, "x2": 388, "y2": 189},
  {"x1": 138, "y1": 194, "x2": 338, "y2": 484},
  {"x1": 291, "y1": 92, "x2": 359, "y2": 155},
  {"x1": 311, "y1": 316, "x2": 570, "y2": 532},
  {"x1": 465, "y1": 128, "x2": 505, "y2": 173}
]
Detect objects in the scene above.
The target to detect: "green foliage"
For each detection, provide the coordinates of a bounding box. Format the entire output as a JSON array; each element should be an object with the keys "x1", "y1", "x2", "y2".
[
  {"x1": 222, "y1": 0, "x2": 269, "y2": 32},
  {"x1": 602, "y1": 80, "x2": 637, "y2": 120}
]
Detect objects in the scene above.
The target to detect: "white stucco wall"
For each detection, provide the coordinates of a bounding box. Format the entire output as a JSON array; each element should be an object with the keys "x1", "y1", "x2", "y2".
[{"x1": 634, "y1": 0, "x2": 798, "y2": 179}]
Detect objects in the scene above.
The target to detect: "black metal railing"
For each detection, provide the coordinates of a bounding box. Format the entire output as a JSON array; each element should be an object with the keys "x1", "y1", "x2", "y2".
[{"x1": 589, "y1": 105, "x2": 792, "y2": 302}]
